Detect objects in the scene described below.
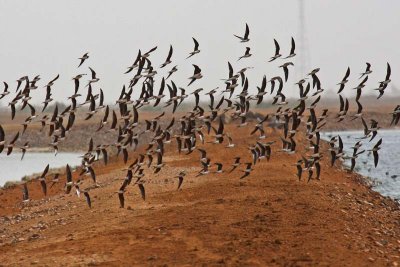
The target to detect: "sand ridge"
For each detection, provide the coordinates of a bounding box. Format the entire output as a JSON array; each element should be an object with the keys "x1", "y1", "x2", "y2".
[{"x1": 0, "y1": 125, "x2": 399, "y2": 266}]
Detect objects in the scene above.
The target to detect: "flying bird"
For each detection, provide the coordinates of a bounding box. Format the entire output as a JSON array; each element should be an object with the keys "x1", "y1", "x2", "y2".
[
  {"x1": 87, "y1": 67, "x2": 100, "y2": 86},
  {"x1": 234, "y1": 23, "x2": 250, "y2": 42},
  {"x1": 142, "y1": 46, "x2": 157, "y2": 58},
  {"x1": 375, "y1": 62, "x2": 391, "y2": 99},
  {"x1": 160, "y1": 45, "x2": 173, "y2": 68},
  {"x1": 6, "y1": 131, "x2": 20, "y2": 156},
  {"x1": 166, "y1": 65, "x2": 178, "y2": 80},
  {"x1": 279, "y1": 62, "x2": 294, "y2": 82},
  {"x1": 83, "y1": 190, "x2": 92, "y2": 208},
  {"x1": 240, "y1": 163, "x2": 253, "y2": 179},
  {"x1": 175, "y1": 170, "x2": 186, "y2": 190},
  {"x1": 188, "y1": 64, "x2": 203, "y2": 86},
  {"x1": 78, "y1": 53, "x2": 89, "y2": 67},
  {"x1": 0, "y1": 82, "x2": 9, "y2": 99},
  {"x1": 268, "y1": 39, "x2": 281, "y2": 62},
  {"x1": 294, "y1": 159, "x2": 303, "y2": 181},
  {"x1": 368, "y1": 138, "x2": 382, "y2": 168},
  {"x1": 285, "y1": 37, "x2": 296, "y2": 58},
  {"x1": 359, "y1": 62, "x2": 372, "y2": 79},
  {"x1": 65, "y1": 164, "x2": 73, "y2": 194},
  {"x1": 229, "y1": 157, "x2": 241, "y2": 173},
  {"x1": 187, "y1": 37, "x2": 200, "y2": 59},
  {"x1": 238, "y1": 47, "x2": 252, "y2": 61},
  {"x1": 337, "y1": 67, "x2": 350, "y2": 94},
  {"x1": 44, "y1": 74, "x2": 60, "y2": 87},
  {"x1": 19, "y1": 142, "x2": 29, "y2": 160},
  {"x1": 38, "y1": 164, "x2": 49, "y2": 196}
]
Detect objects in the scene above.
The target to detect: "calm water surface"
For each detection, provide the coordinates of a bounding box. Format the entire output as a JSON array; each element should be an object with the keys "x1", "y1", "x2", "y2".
[
  {"x1": 0, "y1": 152, "x2": 81, "y2": 186},
  {"x1": 321, "y1": 129, "x2": 400, "y2": 200}
]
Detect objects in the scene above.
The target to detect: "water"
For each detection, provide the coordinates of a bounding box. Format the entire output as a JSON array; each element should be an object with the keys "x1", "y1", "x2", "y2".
[
  {"x1": 0, "y1": 152, "x2": 82, "y2": 186},
  {"x1": 321, "y1": 129, "x2": 400, "y2": 200}
]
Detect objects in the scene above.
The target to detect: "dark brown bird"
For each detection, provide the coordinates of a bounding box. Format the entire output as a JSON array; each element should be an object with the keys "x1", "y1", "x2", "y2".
[
  {"x1": 83, "y1": 190, "x2": 92, "y2": 208},
  {"x1": 187, "y1": 37, "x2": 200, "y2": 59},
  {"x1": 38, "y1": 164, "x2": 49, "y2": 196},
  {"x1": 240, "y1": 163, "x2": 253, "y2": 179},
  {"x1": 78, "y1": 52, "x2": 89, "y2": 67},
  {"x1": 175, "y1": 170, "x2": 186, "y2": 190},
  {"x1": 234, "y1": 23, "x2": 250, "y2": 42}
]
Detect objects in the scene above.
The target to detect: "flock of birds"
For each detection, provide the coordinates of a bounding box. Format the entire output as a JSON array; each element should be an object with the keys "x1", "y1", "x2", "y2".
[{"x1": 0, "y1": 23, "x2": 396, "y2": 209}]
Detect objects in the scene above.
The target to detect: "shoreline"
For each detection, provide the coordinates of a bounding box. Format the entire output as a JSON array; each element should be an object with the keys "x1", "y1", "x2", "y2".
[
  {"x1": 3, "y1": 148, "x2": 87, "y2": 153},
  {"x1": 0, "y1": 151, "x2": 85, "y2": 189},
  {"x1": 0, "y1": 125, "x2": 400, "y2": 265},
  {"x1": 321, "y1": 129, "x2": 400, "y2": 202}
]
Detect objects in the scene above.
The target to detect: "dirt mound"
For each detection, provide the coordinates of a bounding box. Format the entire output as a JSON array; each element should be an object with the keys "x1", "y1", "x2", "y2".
[{"x1": 0, "y1": 126, "x2": 400, "y2": 266}]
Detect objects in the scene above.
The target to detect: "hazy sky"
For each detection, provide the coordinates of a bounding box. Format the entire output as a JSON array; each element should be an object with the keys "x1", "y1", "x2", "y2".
[{"x1": 0, "y1": 0, "x2": 399, "y2": 105}]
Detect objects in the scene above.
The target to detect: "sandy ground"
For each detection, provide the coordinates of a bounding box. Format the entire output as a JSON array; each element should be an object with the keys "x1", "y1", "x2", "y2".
[{"x1": 0, "y1": 124, "x2": 400, "y2": 266}]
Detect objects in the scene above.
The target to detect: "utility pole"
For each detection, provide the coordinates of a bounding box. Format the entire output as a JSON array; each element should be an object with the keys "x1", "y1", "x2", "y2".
[{"x1": 297, "y1": 0, "x2": 309, "y2": 80}]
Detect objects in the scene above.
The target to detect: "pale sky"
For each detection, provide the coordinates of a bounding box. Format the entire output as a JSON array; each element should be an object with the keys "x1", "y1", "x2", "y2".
[{"x1": 0, "y1": 0, "x2": 399, "y2": 106}]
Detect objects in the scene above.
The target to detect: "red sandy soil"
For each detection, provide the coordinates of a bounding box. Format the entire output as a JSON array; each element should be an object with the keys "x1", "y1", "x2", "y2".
[{"x1": 0, "y1": 125, "x2": 400, "y2": 266}]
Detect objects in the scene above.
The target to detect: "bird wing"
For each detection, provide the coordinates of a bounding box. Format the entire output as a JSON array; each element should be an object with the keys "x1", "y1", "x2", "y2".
[
  {"x1": 192, "y1": 37, "x2": 199, "y2": 50},
  {"x1": 89, "y1": 67, "x2": 96, "y2": 79},
  {"x1": 290, "y1": 37, "x2": 295, "y2": 55},
  {"x1": 145, "y1": 46, "x2": 157, "y2": 55},
  {"x1": 138, "y1": 184, "x2": 145, "y2": 201},
  {"x1": 10, "y1": 131, "x2": 20, "y2": 144},
  {"x1": 66, "y1": 164, "x2": 72, "y2": 183},
  {"x1": 177, "y1": 176, "x2": 184, "y2": 190},
  {"x1": 217, "y1": 117, "x2": 224, "y2": 134},
  {"x1": 386, "y1": 62, "x2": 391, "y2": 80},
  {"x1": 193, "y1": 64, "x2": 201, "y2": 75},
  {"x1": 244, "y1": 23, "x2": 250, "y2": 39},
  {"x1": 0, "y1": 125, "x2": 5, "y2": 142},
  {"x1": 41, "y1": 164, "x2": 50, "y2": 178},
  {"x1": 118, "y1": 192, "x2": 125, "y2": 208},
  {"x1": 274, "y1": 39, "x2": 280, "y2": 55},
  {"x1": 343, "y1": 67, "x2": 351, "y2": 80},
  {"x1": 373, "y1": 151, "x2": 379, "y2": 167},
  {"x1": 84, "y1": 191, "x2": 91, "y2": 208},
  {"x1": 166, "y1": 45, "x2": 173, "y2": 61}
]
